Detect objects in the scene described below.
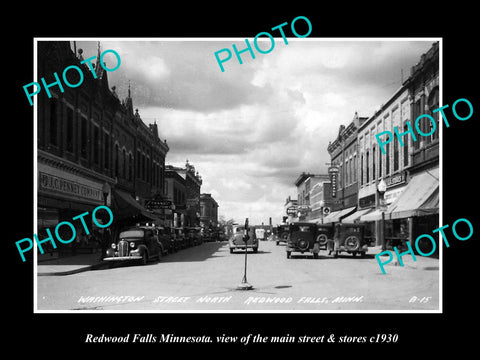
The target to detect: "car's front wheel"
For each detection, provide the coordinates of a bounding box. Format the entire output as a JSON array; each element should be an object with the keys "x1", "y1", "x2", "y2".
[{"x1": 140, "y1": 251, "x2": 148, "y2": 265}]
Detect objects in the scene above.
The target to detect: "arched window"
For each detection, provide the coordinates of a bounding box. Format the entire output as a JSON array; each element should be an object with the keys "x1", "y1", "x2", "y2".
[{"x1": 428, "y1": 87, "x2": 439, "y2": 142}]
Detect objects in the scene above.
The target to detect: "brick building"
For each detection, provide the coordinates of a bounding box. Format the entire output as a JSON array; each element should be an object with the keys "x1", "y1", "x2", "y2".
[{"x1": 37, "y1": 41, "x2": 169, "y2": 256}]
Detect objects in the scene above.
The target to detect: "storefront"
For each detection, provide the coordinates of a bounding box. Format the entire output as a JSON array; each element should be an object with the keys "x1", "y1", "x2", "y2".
[
  {"x1": 359, "y1": 167, "x2": 439, "y2": 253},
  {"x1": 37, "y1": 155, "x2": 112, "y2": 258}
]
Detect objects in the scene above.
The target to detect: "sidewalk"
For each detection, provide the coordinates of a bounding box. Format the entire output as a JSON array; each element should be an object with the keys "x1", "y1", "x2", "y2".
[
  {"x1": 37, "y1": 252, "x2": 107, "y2": 276},
  {"x1": 369, "y1": 245, "x2": 440, "y2": 271}
]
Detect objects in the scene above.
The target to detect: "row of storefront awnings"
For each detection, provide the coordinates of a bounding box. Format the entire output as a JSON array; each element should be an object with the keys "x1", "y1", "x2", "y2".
[{"x1": 308, "y1": 167, "x2": 439, "y2": 224}]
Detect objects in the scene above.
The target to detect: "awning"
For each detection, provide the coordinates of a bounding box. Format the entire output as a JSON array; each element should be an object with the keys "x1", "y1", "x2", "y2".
[
  {"x1": 111, "y1": 189, "x2": 159, "y2": 223},
  {"x1": 386, "y1": 167, "x2": 439, "y2": 219},
  {"x1": 342, "y1": 207, "x2": 374, "y2": 223},
  {"x1": 322, "y1": 206, "x2": 356, "y2": 223},
  {"x1": 359, "y1": 209, "x2": 385, "y2": 222}
]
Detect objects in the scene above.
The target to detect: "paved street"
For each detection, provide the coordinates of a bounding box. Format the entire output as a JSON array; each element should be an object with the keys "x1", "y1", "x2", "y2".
[{"x1": 37, "y1": 240, "x2": 440, "y2": 312}]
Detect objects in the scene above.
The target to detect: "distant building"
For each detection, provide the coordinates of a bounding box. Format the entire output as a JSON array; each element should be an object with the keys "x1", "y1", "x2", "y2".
[
  {"x1": 165, "y1": 160, "x2": 202, "y2": 227},
  {"x1": 294, "y1": 172, "x2": 330, "y2": 221},
  {"x1": 200, "y1": 193, "x2": 219, "y2": 229}
]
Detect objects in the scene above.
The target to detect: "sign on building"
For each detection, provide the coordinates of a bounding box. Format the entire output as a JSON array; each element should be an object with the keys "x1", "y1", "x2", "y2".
[{"x1": 328, "y1": 166, "x2": 339, "y2": 198}]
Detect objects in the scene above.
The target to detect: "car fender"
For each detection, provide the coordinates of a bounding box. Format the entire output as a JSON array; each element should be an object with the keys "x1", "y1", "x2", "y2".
[{"x1": 137, "y1": 244, "x2": 148, "y2": 257}]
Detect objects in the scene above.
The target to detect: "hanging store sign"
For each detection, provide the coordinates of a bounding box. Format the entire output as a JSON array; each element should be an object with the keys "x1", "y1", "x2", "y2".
[
  {"x1": 286, "y1": 206, "x2": 298, "y2": 216},
  {"x1": 328, "y1": 166, "x2": 339, "y2": 198}
]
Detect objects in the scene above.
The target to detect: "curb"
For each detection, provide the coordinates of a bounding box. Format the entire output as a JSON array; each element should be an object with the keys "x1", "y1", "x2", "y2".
[{"x1": 37, "y1": 261, "x2": 108, "y2": 276}]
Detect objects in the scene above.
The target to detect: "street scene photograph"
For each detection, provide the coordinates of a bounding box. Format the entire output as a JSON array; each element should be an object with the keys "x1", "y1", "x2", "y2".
[{"x1": 34, "y1": 38, "x2": 441, "y2": 312}]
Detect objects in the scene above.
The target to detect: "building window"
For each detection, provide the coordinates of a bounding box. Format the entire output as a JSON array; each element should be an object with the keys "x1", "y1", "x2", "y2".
[
  {"x1": 128, "y1": 154, "x2": 133, "y2": 181},
  {"x1": 386, "y1": 142, "x2": 390, "y2": 175},
  {"x1": 66, "y1": 107, "x2": 74, "y2": 153},
  {"x1": 93, "y1": 126, "x2": 100, "y2": 165},
  {"x1": 372, "y1": 146, "x2": 376, "y2": 181},
  {"x1": 360, "y1": 154, "x2": 364, "y2": 186},
  {"x1": 104, "y1": 132, "x2": 110, "y2": 170},
  {"x1": 81, "y1": 116, "x2": 88, "y2": 158},
  {"x1": 114, "y1": 144, "x2": 119, "y2": 177},
  {"x1": 378, "y1": 145, "x2": 382, "y2": 178},
  {"x1": 413, "y1": 99, "x2": 422, "y2": 150},
  {"x1": 403, "y1": 122, "x2": 409, "y2": 167},
  {"x1": 366, "y1": 151, "x2": 369, "y2": 183},
  {"x1": 393, "y1": 133, "x2": 399, "y2": 171},
  {"x1": 122, "y1": 148, "x2": 126, "y2": 178},
  {"x1": 353, "y1": 154, "x2": 356, "y2": 183},
  {"x1": 428, "y1": 87, "x2": 439, "y2": 142},
  {"x1": 49, "y1": 99, "x2": 58, "y2": 146}
]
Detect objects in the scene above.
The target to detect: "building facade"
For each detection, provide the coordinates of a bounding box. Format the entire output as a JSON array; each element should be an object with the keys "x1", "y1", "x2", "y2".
[
  {"x1": 357, "y1": 41, "x2": 439, "y2": 251},
  {"x1": 325, "y1": 112, "x2": 368, "y2": 223},
  {"x1": 37, "y1": 41, "x2": 169, "y2": 256},
  {"x1": 165, "y1": 166, "x2": 186, "y2": 227},
  {"x1": 294, "y1": 172, "x2": 330, "y2": 221},
  {"x1": 165, "y1": 160, "x2": 202, "y2": 227},
  {"x1": 200, "y1": 193, "x2": 219, "y2": 230}
]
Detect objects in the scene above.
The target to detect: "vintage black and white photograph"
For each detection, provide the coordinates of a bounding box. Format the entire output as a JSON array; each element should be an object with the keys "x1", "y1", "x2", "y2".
[{"x1": 34, "y1": 38, "x2": 441, "y2": 312}]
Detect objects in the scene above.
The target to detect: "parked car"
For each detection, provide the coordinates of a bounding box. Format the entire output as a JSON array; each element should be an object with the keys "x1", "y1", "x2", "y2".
[
  {"x1": 255, "y1": 228, "x2": 266, "y2": 241},
  {"x1": 149, "y1": 225, "x2": 173, "y2": 254},
  {"x1": 173, "y1": 227, "x2": 186, "y2": 249},
  {"x1": 104, "y1": 226, "x2": 163, "y2": 265},
  {"x1": 286, "y1": 222, "x2": 320, "y2": 259},
  {"x1": 201, "y1": 228, "x2": 212, "y2": 242},
  {"x1": 163, "y1": 226, "x2": 178, "y2": 253},
  {"x1": 326, "y1": 223, "x2": 367, "y2": 257},
  {"x1": 276, "y1": 224, "x2": 290, "y2": 245},
  {"x1": 185, "y1": 227, "x2": 202, "y2": 246},
  {"x1": 316, "y1": 223, "x2": 334, "y2": 250},
  {"x1": 229, "y1": 225, "x2": 258, "y2": 253}
]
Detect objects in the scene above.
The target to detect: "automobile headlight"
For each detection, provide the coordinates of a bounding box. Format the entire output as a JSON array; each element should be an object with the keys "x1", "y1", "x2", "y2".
[
  {"x1": 130, "y1": 242, "x2": 135, "y2": 248},
  {"x1": 111, "y1": 243, "x2": 116, "y2": 249}
]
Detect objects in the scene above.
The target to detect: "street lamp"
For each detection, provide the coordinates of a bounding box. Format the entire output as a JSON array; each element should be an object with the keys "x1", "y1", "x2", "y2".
[
  {"x1": 377, "y1": 179, "x2": 387, "y2": 251},
  {"x1": 101, "y1": 182, "x2": 111, "y2": 260},
  {"x1": 319, "y1": 200, "x2": 325, "y2": 224},
  {"x1": 237, "y1": 218, "x2": 253, "y2": 290}
]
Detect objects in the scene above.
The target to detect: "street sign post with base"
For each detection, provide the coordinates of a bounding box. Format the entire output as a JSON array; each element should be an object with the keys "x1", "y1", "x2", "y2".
[{"x1": 236, "y1": 218, "x2": 253, "y2": 290}]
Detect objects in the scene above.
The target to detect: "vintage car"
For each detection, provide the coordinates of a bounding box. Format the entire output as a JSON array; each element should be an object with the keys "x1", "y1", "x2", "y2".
[
  {"x1": 326, "y1": 223, "x2": 368, "y2": 257},
  {"x1": 104, "y1": 226, "x2": 164, "y2": 265},
  {"x1": 286, "y1": 222, "x2": 320, "y2": 259},
  {"x1": 275, "y1": 224, "x2": 290, "y2": 245},
  {"x1": 163, "y1": 226, "x2": 178, "y2": 253},
  {"x1": 229, "y1": 225, "x2": 258, "y2": 253},
  {"x1": 185, "y1": 227, "x2": 203, "y2": 246},
  {"x1": 151, "y1": 225, "x2": 174, "y2": 254},
  {"x1": 316, "y1": 223, "x2": 335, "y2": 250},
  {"x1": 172, "y1": 227, "x2": 186, "y2": 249},
  {"x1": 255, "y1": 228, "x2": 266, "y2": 241}
]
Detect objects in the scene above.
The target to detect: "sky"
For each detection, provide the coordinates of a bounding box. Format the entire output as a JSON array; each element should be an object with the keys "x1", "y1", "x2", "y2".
[{"x1": 70, "y1": 38, "x2": 436, "y2": 225}]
